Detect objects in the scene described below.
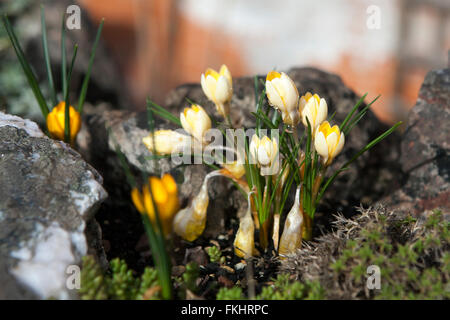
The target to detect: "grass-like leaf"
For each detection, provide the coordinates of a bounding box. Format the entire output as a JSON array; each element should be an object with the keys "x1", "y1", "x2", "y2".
[
  {"x1": 342, "y1": 95, "x2": 380, "y2": 135},
  {"x1": 41, "y1": 5, "x2": 57, "y2": 107},
  {"x1": 64, "y1": 44, "x2": 78, "y2": 143},
  {"x1": 146, "y1": 98, "x2": 181, "y2": 126},
  {"x1": 77, "y1": 18, "x2": 104, "y2": 114},
  {"x1": 2, "y1": 14, "x2": 49, "y2": 117},
  {"x1": 61, "y1": 13, "x2": 67, "y2": 101},
  {"x1": 339, "y1": 93, "x2": 367, "y2": 132}
]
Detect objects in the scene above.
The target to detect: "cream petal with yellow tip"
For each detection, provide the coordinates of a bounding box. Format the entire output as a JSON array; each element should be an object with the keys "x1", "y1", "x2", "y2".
[
  {"x1": 278, "y1": 186, "x2": 303, "y2": 257},
  {"x1": 265, "y1": 71, "x2": 299, "y2": 126},
  {"x1": 173, "y1": 171, "x2": 221, "y2": 241},
  {"x1": 234, "y1": 193, "x2": 256, "y2": 258},
  {"x1": 314, "y1": 121, "x2": 345, "y2": 165},
  {"x1": 180, "y1": 104, "x2": 211, "y2": 143},
  {"x1": 299, "y1": 92, "x2": 328, "y2": 133},
  {"x1": 143, "y1": 130, "x2": 191, "y2": 155},
  {"x1": 214, "y1": 75, "x2": 232, "y2": 104},
  {"x1": 200, "y1": 65, "x2": 233, "y2": 119}
]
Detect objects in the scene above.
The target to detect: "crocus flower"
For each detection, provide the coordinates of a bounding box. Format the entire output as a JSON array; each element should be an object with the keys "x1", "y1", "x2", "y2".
[
  {"x1": 131, "y1": 174, "x2": 180, "y2": 236},
  {"x1": 46, "y1": 101, "x2": 81, "y2": 143},
  {"x1": 299, "y1": 92, "x2": 328, "y2": 134},
  {"x1": 201, "y1": 65, "x2": 232, "y2": 118},
  {"x1": 180, "y1": 104, "x2": 211, "y2": 143},
  {"x1": 278, "y1": 186, "x2": 303, "y2": 257},
  {"x1": 173, "y1": 171, "x2": 220, "y2": 241},
  {"x1": 314, "y1": 121, "x2": 345, "y2": 165},
  {"x1": 249, "y1": 134, "x2": 280, "y2": 176},
  {"x1": 222, "y1": 161, "x2": 246, "y2": 179},
  {"x1": 265, "y1": 71, "x2": 300, "y2": 126},
  {"x1": 143, "y1": 130, "x2": 191, "y2": 155},
  {"x1": 234, "y1": 193, "x2": 256, "y2": 258}
]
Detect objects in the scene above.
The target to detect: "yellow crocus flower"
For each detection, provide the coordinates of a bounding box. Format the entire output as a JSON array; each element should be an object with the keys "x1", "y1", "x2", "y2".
[
  {"x1": 299, "y1": 92, "x2": 328, "y2": 134},
  {"x1": 265, "y1": 71, "x2": 300, "y2": 126},
  {"x1": 46, "y1": 101, "x2": 81, "y2": 143},
  {"x1": 131, "y1": 173, "x2": 180, "y2": 236},
  {"x1": 180, "y1": 104, "x2": 211, "y2": 143},
  {"x1": 314, "y1": 121, "x2": 345, "y2": 165},
  {"x1": 201, "y1": 65, "x2": 233, "y2": 118},
  {"x1": 142, "y1": 130, "x2": 191, "y2": 155}
]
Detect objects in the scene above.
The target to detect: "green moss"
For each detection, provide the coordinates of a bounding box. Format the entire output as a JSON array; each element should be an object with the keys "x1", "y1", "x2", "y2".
[
  {"x1": 207, "y1": 246, "x2": 224, "y2": 264},
  {"x1": 216, "y1": 274, "x2": 324, "y2": 300},
  {"x1": 216, "y1": 286, "x2": 245, "y2": 300},
  {"x1": 183, "y1": 262, "x2": 200, "y2": 293},
  {"x1": 79, "y1": 256, "x2": 160, "y2": 300},
  {"x1": 281, "y1": 208, "x2": 449, "y2": 299}
]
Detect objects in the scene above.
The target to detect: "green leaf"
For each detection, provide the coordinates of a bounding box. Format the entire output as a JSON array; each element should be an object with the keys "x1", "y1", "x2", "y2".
[
  {"x1": 343, "y1": 95, "x2": 380, "y2": 135},
  {"x1": 147, "y1": 98, "x2": 181, "y2": 126},
  {"x1": 61, "y1": 13, "x2": 67, "y2": 100},
  {"x1": 339, "y1": 93, "x2": 367, "y2": 132},
  {"x1": 2, "y1": 14, "x2": 49, "y2": 117},
  {"x1": 41, "y1": 5, "x2": 57, "y2": 107},
  {"x1": 78, "y1": 18, "x2": 104, "y2": 114},
  {"x1": 64, "y1": 44, "x2": 78, "y2": 143}
]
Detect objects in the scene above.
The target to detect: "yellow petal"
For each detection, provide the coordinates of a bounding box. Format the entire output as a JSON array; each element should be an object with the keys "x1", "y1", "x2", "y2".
[
  {"x1": 266, "y1": 71, "x2": 281, "y2": 81},
  {"x1": 131, "y1": 188, "x2": 145, "y2": 214}
]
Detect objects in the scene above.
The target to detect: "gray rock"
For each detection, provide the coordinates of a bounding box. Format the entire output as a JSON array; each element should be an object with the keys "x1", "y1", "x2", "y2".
[
  {"x1": 381, "y1": 68, "x2": 450, "y2": 217},
  {"x1": 0, "y1": 112, "x2": 107, "y2": 299}
]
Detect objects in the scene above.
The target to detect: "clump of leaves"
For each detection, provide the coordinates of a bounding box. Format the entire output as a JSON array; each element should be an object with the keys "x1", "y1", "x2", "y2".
[
  {"x1": 207, "y1": 246, "x2": 225, "y2": 264},
  {"x1": 280, "y1": 206, "x2": 450, "y2": 299},
  {"x1": 257, "y1": 274, "x2": 325, "y2": 300},
  {"x1": 216, "y1": 274, "x2": 324, "y2": 300},
  {"x1": 216, "y1": 286, "x2": 245, "y2": 300},
  {"x1": 182, "y1": 262, "x2": 200, "y2": 293},
  {"x1": 79, "y1": 256, "x2": 160, "y2": 300}
]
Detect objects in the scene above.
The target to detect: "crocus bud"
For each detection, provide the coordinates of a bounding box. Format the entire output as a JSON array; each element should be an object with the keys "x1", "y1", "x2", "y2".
[
  {"x1": 234, "y1": 193, "x2": 256, "y2": 258},
  {"x1": 314, "y1": 121, "x2": 345, "y2": 165},
  {"x1": 131, "y1": 174, "x2": 180, "y2": 236},
  {"x1": 143, "y1": 130, "x2": 191, "y2": 155},
  {"x1": 299, "y1": 92, "x2": 328, "y2": 134},
  {"x1": 265, "y1": 71, "x2": 300, "y2": 126},
  {"x1": 180, "y1": 104, "x2": 211, "y2": 143},
  {"x1": 46, "y1": 101, "x2": 81, "y2": 143},
  {"x1": 249, "y1": 134, "x2": 280, "y2": 176},
  {"x1": 278, "y1": 186, "x2": 303, "y2": 257},
  {"x1": 201, "y1": 65, "x2": 232, "y2": 118},
  {"x1": 222, "y1": 161, "x2": 245, "y2": 179},
  {"x1": 173, "y1": 171, "x2": 220, "y2": 241}
]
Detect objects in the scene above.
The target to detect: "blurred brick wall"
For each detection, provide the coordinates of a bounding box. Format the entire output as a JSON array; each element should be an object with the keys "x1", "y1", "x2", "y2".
[{"x1": 79, "y1": 0, "x2": 449, "y2": 124}]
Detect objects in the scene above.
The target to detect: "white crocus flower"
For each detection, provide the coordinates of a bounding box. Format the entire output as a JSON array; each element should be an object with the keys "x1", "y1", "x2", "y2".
[
  {"x1": 265, "y1": 71, "x2": 300, "y2": 126},
  {"x1": 314, "y1": 121, "x2": 345, "y2": 165},
  {"x1": 233, "y1": 192, "x2": 256, "y2": 258},
  {"x1": 299, "y1": 92, "x2": 328, "y2": 134},
  {"x1": 142, "y1": 130, "x2": 191, "y2": 155},
  {"x1": 249, "y1": 134, "x2": 280, "y2": 176},
  {"x1": 173, "y1": 171, "x2": 221, "y2": 241},
  {"x1": 201, "y1": 65, "x2": 233, "y2": 118},
  {"x1": 180, "y1": 104, "x2": 211, "y2": 143},
  {"x1": 278, "y1": 186, "x2": 303, "y2": 257}
]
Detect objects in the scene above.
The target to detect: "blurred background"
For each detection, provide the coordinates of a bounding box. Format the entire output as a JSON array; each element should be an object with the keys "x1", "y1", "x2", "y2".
[{"x1": 1, "y1": 0, "x2": 449, "y2": 124}]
